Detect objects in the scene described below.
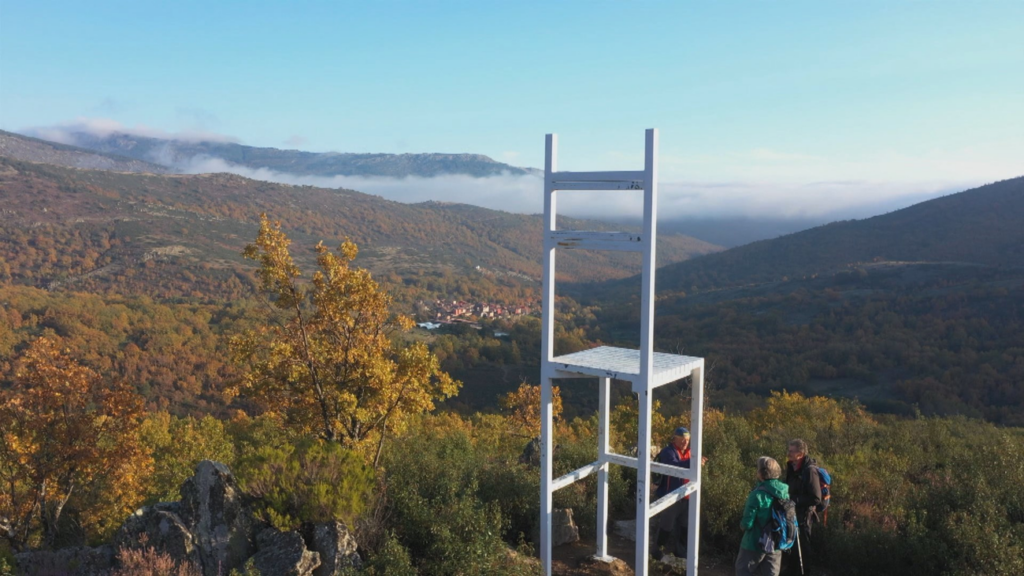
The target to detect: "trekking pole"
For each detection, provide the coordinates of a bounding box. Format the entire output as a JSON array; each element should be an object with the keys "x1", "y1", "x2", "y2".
[{"x1": 796, "y1": 529, "x2": 805, "y2": 575}]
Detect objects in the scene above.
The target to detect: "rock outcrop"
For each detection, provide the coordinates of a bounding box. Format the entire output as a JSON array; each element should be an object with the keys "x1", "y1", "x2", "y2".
[
  {"x1": 16, "y1": 460, "x2": 361, "y2": 576},
  {"x1": 14, "y1": 545, "x2": 115, "y2": 576},
  {"x1": 178, "y1": 461, "x2": 258, "y2": 575},
  {"x1": 309, "y1": 520, "x2": 362, "y2": 575},
  {"x1": 532, "y1": 507, "x2": 580, "y2": 548},
  {"x1": 253, "y1": 528, "x2": 321, "y2": 576},
  {"x1": 115, "y1": 502, "x2": 198, "y2": 567},
  {"x1": 551, "y1": 508, "x2": 580, "y2": 547}
]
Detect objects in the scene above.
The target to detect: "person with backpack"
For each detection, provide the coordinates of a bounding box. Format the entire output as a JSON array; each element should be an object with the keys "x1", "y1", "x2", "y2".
[
  {"x1": 736, "y1": 456, "x2": 790, "y2": 576},
  {"x1": 783, "y1": 439, "x2": 823, "y2": 575}
]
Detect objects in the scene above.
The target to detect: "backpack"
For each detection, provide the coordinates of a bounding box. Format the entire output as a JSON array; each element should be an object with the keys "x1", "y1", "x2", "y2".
[
  {"x1": 755, "y1": 487, "x2": 799, "y2": 553},
  {"x1": 813, "y1": 466, "x2": 832, "y2": 525}
]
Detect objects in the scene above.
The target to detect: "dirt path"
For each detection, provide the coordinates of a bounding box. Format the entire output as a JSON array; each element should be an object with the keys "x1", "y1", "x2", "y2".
[{"x1": 551, "y1": 535, "x2": 735, "y2": 576}]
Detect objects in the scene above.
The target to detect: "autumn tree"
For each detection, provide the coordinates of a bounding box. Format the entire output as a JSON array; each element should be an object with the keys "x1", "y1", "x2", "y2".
[
  {"x1": 499, "y1": 381, "x2": 562, "y2": 437},
  {"x1": 0, "y1": 336, "x2": 151, "y2": 550},
  {"x1": 231, "y1": 214, "x2": 460, "y2": 465},
  {"x1": 139, "y1": 412, "x2": 236, "y2": 503}
]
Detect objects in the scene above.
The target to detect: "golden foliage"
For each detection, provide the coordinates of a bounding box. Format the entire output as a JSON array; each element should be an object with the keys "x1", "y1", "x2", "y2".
[
  {"x1": 139, "y1": 412, "x2": 236, "y2": 503},
  {"x1": 0, "y1": 337, "x2": 151, "y2": 550},
  {"x1": 748, "y1": 390, "x2": 876, "y2": 456},
  {"x1": 499, "y1": 382, "x2": 562, "y2": 438},
  {"x1": 231, "y1": 215, "x2": 460, "y2": 463},
  {"x1": 610, "y1": 399, "x2": 670, "y2": 455}
]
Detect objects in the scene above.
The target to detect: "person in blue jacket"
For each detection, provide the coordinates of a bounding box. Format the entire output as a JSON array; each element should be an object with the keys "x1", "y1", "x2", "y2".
[
  {"x1": 650, "y1": 426, "x2": 705, "y2": 561},
  {"x1": 736, "y1": 456, "x2": 789, "y2": 576}
]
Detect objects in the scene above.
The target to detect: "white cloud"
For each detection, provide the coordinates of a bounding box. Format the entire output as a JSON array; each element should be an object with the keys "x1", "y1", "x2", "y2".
[
  {"x1": 174, "y1": 155, "x2": 974, "y2": 221},
  {"x1": 177, "y1": 155, "x2": 547, "y2": 212}
]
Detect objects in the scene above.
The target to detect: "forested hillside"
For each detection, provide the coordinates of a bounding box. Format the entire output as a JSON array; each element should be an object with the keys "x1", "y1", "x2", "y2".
[
  {"x1": 2, "y1": 167, "x2": 1023, "y2": 574},
  {"x1": 0, "y1": 156, "x2": 720, "y2": 299},
  {"x1": 546, "y1": 177, "x2": 1024, "y2": 426},
  {"x1": 648, "y1": 177, "x2": 1024, "y2": 292}
]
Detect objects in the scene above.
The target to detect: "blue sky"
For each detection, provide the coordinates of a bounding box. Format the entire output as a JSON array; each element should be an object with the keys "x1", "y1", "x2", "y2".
[{"x1": 1, "y1": 1, "x2": 1022, "y2": 218}]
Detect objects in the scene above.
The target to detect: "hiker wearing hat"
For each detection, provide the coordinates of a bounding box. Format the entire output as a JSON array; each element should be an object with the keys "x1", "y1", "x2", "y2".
[
  {"x1": 783, "y1": 439, "x2": 822, "y2": 575},
  {"x1": 650, "y1": 426, "x2": 706, "y2": 562},
  {"x1": 736, "y1": 456, "x2": 789, "y2": 576}
]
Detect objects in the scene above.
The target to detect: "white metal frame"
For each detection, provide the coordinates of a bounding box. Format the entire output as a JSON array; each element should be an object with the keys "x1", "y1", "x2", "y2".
[{"x1": 539, "y1": 129, "x2": 705, "y2": 576}]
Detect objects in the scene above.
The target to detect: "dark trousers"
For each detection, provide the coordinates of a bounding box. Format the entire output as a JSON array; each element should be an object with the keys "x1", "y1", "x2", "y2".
[
  {"x1": 650, "y1": 498, "x2": 689, "y2": 559},
  {"x1": 736, "y1": 548, "x2": 782, "y2": 576},
  {"x1": 781, "y1": 522, "x2": 813, "y2": 576}
]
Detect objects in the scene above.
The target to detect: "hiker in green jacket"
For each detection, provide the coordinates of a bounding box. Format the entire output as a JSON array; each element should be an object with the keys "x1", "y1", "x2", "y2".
[{"x1": 736, "y1": 456, "x2": 789, "y2": 576}]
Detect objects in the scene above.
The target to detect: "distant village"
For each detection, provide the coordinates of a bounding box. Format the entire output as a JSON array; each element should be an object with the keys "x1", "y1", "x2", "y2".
[{"x1": 416, "y1": 299, "x2": 531, "y2": 331}]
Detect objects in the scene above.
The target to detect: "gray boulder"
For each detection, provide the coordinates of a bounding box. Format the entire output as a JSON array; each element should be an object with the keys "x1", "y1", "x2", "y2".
[
  {"x1": 253, "y1": 528, "x2": 321, "y2": 576},
  {"x1": 115, "y1": 502, "x2": 198, "y2": 567},
  {"x1": 551, "y1": 508, "x2": 580, "y2": 547},
  {"x1": 179, "y1": 460, "x2": 258, "y2": 576},
  {"x1": 309, "y1": 520, "x2": 362, "y2": 575},
  {"x1": 532, "y1": 508, "x2": 580, "y2": 548},
  {"x1": 14, "y1": 545, "x2": 115, "y2": 576},
  {"x1": 519, "y1": 437, "x2": 541, "y2": 466}
]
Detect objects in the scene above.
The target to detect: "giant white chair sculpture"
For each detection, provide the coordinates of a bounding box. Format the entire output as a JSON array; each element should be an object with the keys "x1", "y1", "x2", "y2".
[{"x1": 538, "y1": 129, "x2": 705, "y2": 576}]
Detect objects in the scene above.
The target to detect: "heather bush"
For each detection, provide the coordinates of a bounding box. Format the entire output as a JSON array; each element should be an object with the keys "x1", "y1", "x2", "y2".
[
  {"x1": 111, "y1": 544, "x2": 201, "y2": 576},
  {"x1": 235, "y1": 439, "x2": 374, "y2": 532}
]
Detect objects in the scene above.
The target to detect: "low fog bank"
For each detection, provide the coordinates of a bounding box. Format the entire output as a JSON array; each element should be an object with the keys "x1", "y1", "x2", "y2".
[
  {"x1": 180, "y1": 155, "x2": 957, "y2": 219},
  {"x1": 19, "y1": 120, "x2": 972, "y2": 238}
]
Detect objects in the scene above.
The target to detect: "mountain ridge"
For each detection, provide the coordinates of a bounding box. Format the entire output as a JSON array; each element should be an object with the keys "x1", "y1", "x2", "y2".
[
  {"x1": 21, "y1": 129, "x2": 538, "y2": 178},
  {"x1": 0, "y1": 129, "x2": 169, "y2": 174},
  {"x1": 645, "y1": 176, "x2": 1024, "y2": 294}
]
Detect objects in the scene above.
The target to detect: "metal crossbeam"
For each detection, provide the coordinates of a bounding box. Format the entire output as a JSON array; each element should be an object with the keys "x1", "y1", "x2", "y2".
[
  {"x1": 552, "y1": 462, "x2": 601, "y2": 491},
  {"x1": 600, "y1": 452, "x2": 696, "y2": 480},
  {"x1": 549, "y1": 170, "x2": 645, "y2": 191},
  {"x1": 545, "y1": 231, "x2": 643, "y2": 252},
  {"x1": 649, "y1": 482, "x2": 700, "y2": 517}
]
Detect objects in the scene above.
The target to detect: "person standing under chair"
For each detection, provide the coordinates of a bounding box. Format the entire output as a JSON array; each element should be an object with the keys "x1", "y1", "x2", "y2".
[
  {"x1": 783, "y1": 438, "x2": 821, "y2": 575},
  {"x1": 650, "y1": 426, "x2": 706, "y2": 562},
  {"x1": 736, "y1": 456, "x2": 789, "y2": 576}
]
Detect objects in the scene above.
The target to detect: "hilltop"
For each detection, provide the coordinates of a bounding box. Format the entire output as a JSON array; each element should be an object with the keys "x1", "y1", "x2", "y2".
[
  {"x1": 0, "y1": 129, "x2": 169, "y2": 174},
  {"x1": 21, "y1": 129, "x2": 538, "y2": 177}
]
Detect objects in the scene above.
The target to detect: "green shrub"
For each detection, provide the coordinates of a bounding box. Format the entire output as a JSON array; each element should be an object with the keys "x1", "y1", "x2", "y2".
[
  {"x1": 381, "y1": 428, "x2": 542, "y2": 575},
  {"x1": 379, "y1": 400, "x2": 1023, "y2": 575},
  {"x1": 226, "y1": 413, "x2": 298, "y2": 463},
  {"x1": 699, "y1": 412, "x2": 757, "y2": 550},
  {"x1": 140, "y1": 412, "x2": 236, "y2": 503},
  {"x1": 352, "y1": 531, "x2": 416, "y2": 576},
  {"x1": 235, "y1": 439, "x2": 374, "y2": 531},
  {"x1": 0, "y1": 545, "x2": 13, "y2": 576},
  {"x1": 477, "y1": 460, "x2": 539, "y2": 543}
]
